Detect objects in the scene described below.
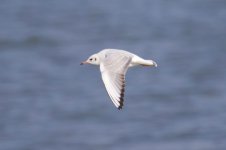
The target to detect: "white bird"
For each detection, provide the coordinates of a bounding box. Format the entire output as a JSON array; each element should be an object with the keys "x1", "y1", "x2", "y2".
[{"x1": 81, "y1": 49, "x2": 157, "y2": 109}]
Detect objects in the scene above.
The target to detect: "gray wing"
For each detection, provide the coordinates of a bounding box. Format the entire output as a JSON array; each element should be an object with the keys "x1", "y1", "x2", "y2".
[{"x1": 100, "y1": 52, "x2": 132, "y2": 109}]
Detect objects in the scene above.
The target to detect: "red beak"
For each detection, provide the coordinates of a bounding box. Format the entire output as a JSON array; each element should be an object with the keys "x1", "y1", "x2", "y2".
[{"x1": 80, "y1": 61, "x2": 89, "y2": 65}]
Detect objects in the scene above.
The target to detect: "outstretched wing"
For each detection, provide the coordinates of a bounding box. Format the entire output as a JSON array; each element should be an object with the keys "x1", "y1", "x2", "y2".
[{"x1": 100, "y1": 52, "x2": 132, "y2": 109}]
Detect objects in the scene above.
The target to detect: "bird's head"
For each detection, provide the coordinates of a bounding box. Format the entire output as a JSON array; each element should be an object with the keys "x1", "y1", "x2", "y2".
[{"x1": 80, "y1": 54, "x2": 100, "y2": 65}]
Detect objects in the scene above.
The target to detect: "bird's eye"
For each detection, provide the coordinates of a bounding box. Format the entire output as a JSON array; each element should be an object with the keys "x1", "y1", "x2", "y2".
[{"x1": 89, "y1": 58, "x2": 93, "y2": 61}]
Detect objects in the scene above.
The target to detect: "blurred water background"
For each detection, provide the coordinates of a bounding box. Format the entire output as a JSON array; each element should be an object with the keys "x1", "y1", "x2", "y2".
[{"x1": 0, "y1": 0, "x2": 226, "y2": 150}]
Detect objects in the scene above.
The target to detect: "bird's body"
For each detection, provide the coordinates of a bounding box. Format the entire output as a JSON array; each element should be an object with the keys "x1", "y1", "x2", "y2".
[
  {"x1": 99, "y1": 49, "x2": 157, "y2": 67},
  {"x1": 81, "y1": 49, "x2": 157, "y2": 109}
]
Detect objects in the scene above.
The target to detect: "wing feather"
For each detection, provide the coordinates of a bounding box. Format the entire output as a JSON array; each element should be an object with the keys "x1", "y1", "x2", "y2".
[{"x1": 100, "y1": 52, "x2": 132, "y2": 109}]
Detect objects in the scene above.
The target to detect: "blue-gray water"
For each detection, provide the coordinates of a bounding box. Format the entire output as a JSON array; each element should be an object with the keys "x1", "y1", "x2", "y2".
[{"x1": 0, "y1": 0, "x2": 226, "y2": 150}]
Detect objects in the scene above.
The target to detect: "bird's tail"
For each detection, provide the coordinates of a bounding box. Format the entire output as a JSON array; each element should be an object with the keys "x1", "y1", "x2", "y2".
[{"x1": 140, "y1": 60, "x2": 157, "y2": 67}]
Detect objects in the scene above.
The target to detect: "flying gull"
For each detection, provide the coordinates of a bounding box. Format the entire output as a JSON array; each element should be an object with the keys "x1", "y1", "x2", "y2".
[{"x1": 81, "y1": 49, "x2": 157, "y2": 109}]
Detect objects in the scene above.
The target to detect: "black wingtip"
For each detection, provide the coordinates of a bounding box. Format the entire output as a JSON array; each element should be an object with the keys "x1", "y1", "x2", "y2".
[
  {"x1": 117, "y1": 76, "x2": 125, "y2": 110},
  {"x1": 118, "y1": 105, "x2": 123, "y2": 110},
  {"x1": 117, "y1": 96, "x2": 124, "y2": 110}
]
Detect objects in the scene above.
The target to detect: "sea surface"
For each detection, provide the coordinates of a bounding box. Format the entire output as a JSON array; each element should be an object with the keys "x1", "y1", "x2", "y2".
[{"x1": 0, "y1": 0, "x2": 226, "y2": 150}]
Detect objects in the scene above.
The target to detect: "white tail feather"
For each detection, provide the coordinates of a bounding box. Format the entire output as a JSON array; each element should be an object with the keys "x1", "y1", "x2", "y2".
[{"x1": 141, "y1": 60, "x2": 157, "y2": 67}]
